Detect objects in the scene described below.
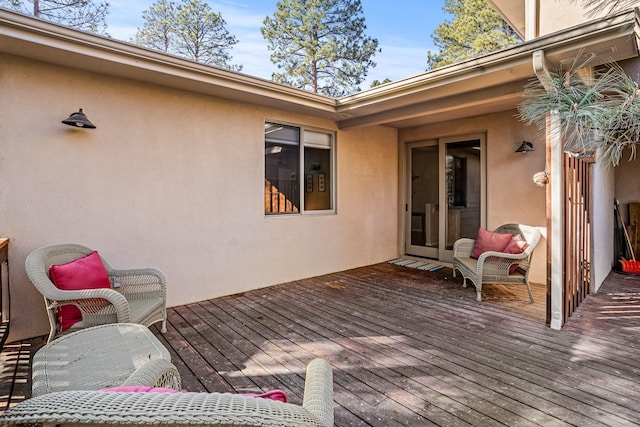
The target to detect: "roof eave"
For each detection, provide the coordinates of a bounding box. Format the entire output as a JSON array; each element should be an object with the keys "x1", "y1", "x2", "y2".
[
  {"x1": 1, "y1": 8, "x2": 638, "y2": 130},
  {"x1": 335, "y1": 9, "x2": 639, "y2": 129},
  {"x1": 486, "y1": 0, "x2": 526, "y2": 39}
]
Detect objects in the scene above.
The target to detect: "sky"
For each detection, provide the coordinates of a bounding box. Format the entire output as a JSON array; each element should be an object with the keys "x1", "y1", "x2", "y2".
[{"x1": 106, "y1": 0, "x2": 449, "y2": 88}]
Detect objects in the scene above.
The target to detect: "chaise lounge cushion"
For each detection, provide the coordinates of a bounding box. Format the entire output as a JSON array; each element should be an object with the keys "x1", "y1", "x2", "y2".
[
  {"x1": 49, "y1": 251, "x2": 111, "y2": 331},
  {"x1": 99, "y1": 386, "x2": 289, "y2": 402},
  {"x1": 471, "y1": 227, "x2": 513, "y2": 259},
  {"x1": 100, "y1": 386, "x2": 179, "y2": 393}
]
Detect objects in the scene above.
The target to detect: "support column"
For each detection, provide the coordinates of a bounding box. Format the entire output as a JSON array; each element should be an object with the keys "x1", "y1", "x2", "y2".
[
  {"x1": 548, "y1": 111, "x2": 564, "y2": 330},
  {"x1": 525, "y1": 0, "x2": 539, "y2": 40},
  {"x1": 533, "y1": 50, "x2": 563, "y2": 330}
]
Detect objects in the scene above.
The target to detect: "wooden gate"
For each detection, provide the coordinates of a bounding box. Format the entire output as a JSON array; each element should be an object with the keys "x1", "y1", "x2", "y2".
[{"x1": 561, "y1": 154, "x2": 592, "y2": 324}]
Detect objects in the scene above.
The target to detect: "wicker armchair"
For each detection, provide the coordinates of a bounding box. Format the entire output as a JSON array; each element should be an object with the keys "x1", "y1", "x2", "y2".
[
  {"x1": 453, "y1": 224, "x2": 541, "y2": 302},
  {"x1": 26, "y1": 244, "x2": 167, "y2": 342},
  {"x1": 0, "y1": 358, "x2": 334, "y2": 427}
]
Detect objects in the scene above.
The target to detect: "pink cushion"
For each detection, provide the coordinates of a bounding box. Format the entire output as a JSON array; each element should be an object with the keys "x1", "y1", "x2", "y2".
[
  {"x1": 98, "y1": 386, "x2": 288, "y2": 402},
  {"x1": 471, "y1": 228, "x2": 513, "y2": 259},
  {"x1": 99, "y1": 386, "x2": 179, "y2": 393},
  {"x1": 503, "y1": 234, "x2": 529, "y2": 254},
  {"x1": 503, "y1": 234, "x2": 529, "y2": 273},
  {"x1": 243, "y1": 389, "x2": 288, "y2": 402},
  {"x1": 49, "y1": 251, "x2": 111, "y2": 331}
]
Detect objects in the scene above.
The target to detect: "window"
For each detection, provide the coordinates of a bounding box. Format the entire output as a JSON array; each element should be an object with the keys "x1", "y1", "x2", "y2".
[{"x1": 264, "y1": 121, "x2": 334, "y2": 214}]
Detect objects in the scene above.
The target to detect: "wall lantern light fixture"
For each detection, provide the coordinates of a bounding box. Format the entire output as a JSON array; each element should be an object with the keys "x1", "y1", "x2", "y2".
[
  {"x1": 515, "y1": 140, "x2": 534, "y2": 153},
  {"x1": 62, "y1": 108, "x2": 96, "y2": 129}
]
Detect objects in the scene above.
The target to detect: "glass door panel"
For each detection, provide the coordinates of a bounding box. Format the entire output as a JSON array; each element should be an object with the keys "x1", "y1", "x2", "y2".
[
  {"x1": 442, "y1": 139, "x2": 482, "y2": 259},
  {"x1": 406, "y1": 143, "x2": 439, "y2": 258},
  {"x1": 405, "y1": 136, "x2": 484, "y2": 262}
]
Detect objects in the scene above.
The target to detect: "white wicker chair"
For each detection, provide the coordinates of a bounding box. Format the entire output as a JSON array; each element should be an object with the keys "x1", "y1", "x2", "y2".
[
  {"x1": 0, "y1": 358, "x2": 334, "y2": 427},
  {"x1": 453, "y1": 224, "x2": 542, "y2": 302},
  {"x1": 26, "y1": 243, "x2": 168, "y2": 342}
]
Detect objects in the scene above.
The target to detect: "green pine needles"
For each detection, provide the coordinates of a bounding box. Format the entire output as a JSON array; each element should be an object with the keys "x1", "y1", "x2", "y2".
[
  {"x1": 517, "y1": 55, "x2": 640, "y2": 166},
  {"x1": 261, "y1": 0, "x2": 379, "y2": 97}
]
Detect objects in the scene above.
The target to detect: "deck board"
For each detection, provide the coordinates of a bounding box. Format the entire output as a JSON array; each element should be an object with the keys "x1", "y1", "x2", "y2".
[{"x1": 2, "y1": 263, "x2": 640, "y2": 426}]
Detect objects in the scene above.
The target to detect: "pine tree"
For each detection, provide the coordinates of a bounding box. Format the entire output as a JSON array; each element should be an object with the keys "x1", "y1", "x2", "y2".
[
  {"x1": 134, "y1": 0, "x2": 176, "y2": 53},
  {"x1": 0, "y1": 0, "x2": 109, "y2": 34},
  {"x1": 133, "y1": 0, "x2": 241, "y2": 71},
  {"x1": 426, "y1": 0, "x2": 521, "y2": 70},
  {"x1": 370, "y1": 78, "x2": 391, "y2": 87},
  {"x1": 261, "y1": 0, "x2": 379, "y2": 97},
  {"x1": 174, "y1": 0, "x2": 239, "y2": 69}
]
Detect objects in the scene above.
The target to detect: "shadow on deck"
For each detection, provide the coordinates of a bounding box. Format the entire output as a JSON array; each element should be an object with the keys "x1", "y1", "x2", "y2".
[{"x1": 1, "y1": 263, "x2": 639, "y2": 426}]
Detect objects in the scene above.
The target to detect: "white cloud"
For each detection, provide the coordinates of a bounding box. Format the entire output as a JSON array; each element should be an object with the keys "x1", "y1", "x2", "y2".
[
  {"x1": 231, "y1": 36, "x2": 274, "y2": 79},
  {"x1": 106, "y1": 0, "x2": 147, "y2": 39},
  {"x1": 364, "y1": 44, "x2": 428, "y2": 87},
  {"x1": 213, "y1": 3, "x2": 275, "y2": 78}
]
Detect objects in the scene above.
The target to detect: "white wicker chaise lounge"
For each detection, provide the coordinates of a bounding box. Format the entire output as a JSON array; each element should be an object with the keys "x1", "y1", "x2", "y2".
[{"x1": 0, "y1": 358, "x2": 334, "y2": 427}]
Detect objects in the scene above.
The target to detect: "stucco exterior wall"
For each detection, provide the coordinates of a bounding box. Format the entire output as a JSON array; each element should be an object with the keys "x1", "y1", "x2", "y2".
[
  {"x1": 615, "y1": 149, "x2": 640, "y2": 243},
  {"x1": 617, "y1": 60, "x2": 640, "y2": 223},
  {"x1": 0, "y1": 54, "x2": 399, "y2": 341},
  {"x1": 398, "y1": 111, "x2": 547, "y2": 285},
  {"x1": 537, "y1": 0, "x2": 600, "y2": 36},
  {"x1": 613, "y1": 59, "x2": 640, "y2": 275},
  {"x1": 591, "y1": 156, "x2": 615, "y2": 292}
]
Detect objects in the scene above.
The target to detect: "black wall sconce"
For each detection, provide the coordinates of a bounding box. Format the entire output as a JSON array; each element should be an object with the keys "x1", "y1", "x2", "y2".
[
  {"x1": 62, "y1": 108, "x2": 96, "y2": 129},
  {"x1": 516, "y1": 141, "x2": 534, "y2": 153}
]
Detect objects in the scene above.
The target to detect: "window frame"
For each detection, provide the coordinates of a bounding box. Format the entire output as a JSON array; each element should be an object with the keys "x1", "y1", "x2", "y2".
[{"x1": 264, "y1": 119, "x2": 336, "y2": 216}]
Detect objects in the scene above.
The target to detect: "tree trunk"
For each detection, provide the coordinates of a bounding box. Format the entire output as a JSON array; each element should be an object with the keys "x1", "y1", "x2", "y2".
[{"x1": 312, "y1": 61, "x2": 318, "y2": 93}]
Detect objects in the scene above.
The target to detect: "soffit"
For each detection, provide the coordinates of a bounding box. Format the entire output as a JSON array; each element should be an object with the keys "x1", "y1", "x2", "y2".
[
  {"x1": 335, "y1": 9, "x2": 640, "y2": 129},
  {"x1": 486, "y1": 0, "x2": 526, "y2": 38}
]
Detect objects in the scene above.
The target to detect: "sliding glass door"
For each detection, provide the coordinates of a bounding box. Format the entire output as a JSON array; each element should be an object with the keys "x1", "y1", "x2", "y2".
[{"x1": 405, "y1": 135, "x2": 485, "y2": 261}]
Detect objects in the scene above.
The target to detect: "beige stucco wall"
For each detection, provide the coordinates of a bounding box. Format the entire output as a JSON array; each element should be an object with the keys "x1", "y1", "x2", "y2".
[
  {"x1": 591, "y1": 150, "x2": 640, "y2": 291},
  {"x1": 0, "y1": 54, "x2": 399, "y2": 341},
  {"x1": 398, "y1": 110, "x2": 547, "y2": 285},
  {"x1": 613, "y1": 59, "x2": 640, "y2": 271},
  {"x1": 591, "y1": 155, "x2": 615, "y2": 292},
  {"x1": 537, "y1": 0, "x2": 607, "y2": 36},
  {"x1": 618, "y1": 59, "x2": 640, "y2": 217},
  {"x1": 615, "y1": 149, "x2": 640, "y2": 229}
]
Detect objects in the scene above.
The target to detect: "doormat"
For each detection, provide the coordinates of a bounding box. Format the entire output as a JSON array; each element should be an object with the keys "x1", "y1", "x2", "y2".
[
  {"x1": 388, "y1": 258, "x2": 446, "y2": 272},
  {"x1": 481, "y1": 285, "x2": 520, "y2": 300}
]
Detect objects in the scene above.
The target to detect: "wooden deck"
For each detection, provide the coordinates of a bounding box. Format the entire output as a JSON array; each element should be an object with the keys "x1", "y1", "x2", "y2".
[{"x1": 2, "y1": 262, "x2": 640, "y2": 426}]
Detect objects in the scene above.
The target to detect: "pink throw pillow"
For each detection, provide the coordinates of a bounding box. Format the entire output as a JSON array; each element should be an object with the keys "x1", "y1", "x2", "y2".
[
  {"x1": 49, "y1": 251, "x2": 111, "y2": 331},
  {"x1": 98, "y1": 386, "x2": 288, "y2": 403},
  {"x1": 99, "y1": 386, "x2": 179, "y2": 393},
  {"x1": 243, "y1": 389, "x2": 288, "y2": 402},
  {"x1": 503, "y1": 234, "x2": 529, "y2": 273},
  {"x1": 503, "y1": 234, "x2": 529, "y2": 254},
  {"x1": 471, "y1": 228, "x2": 513, "y2": 259}
]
